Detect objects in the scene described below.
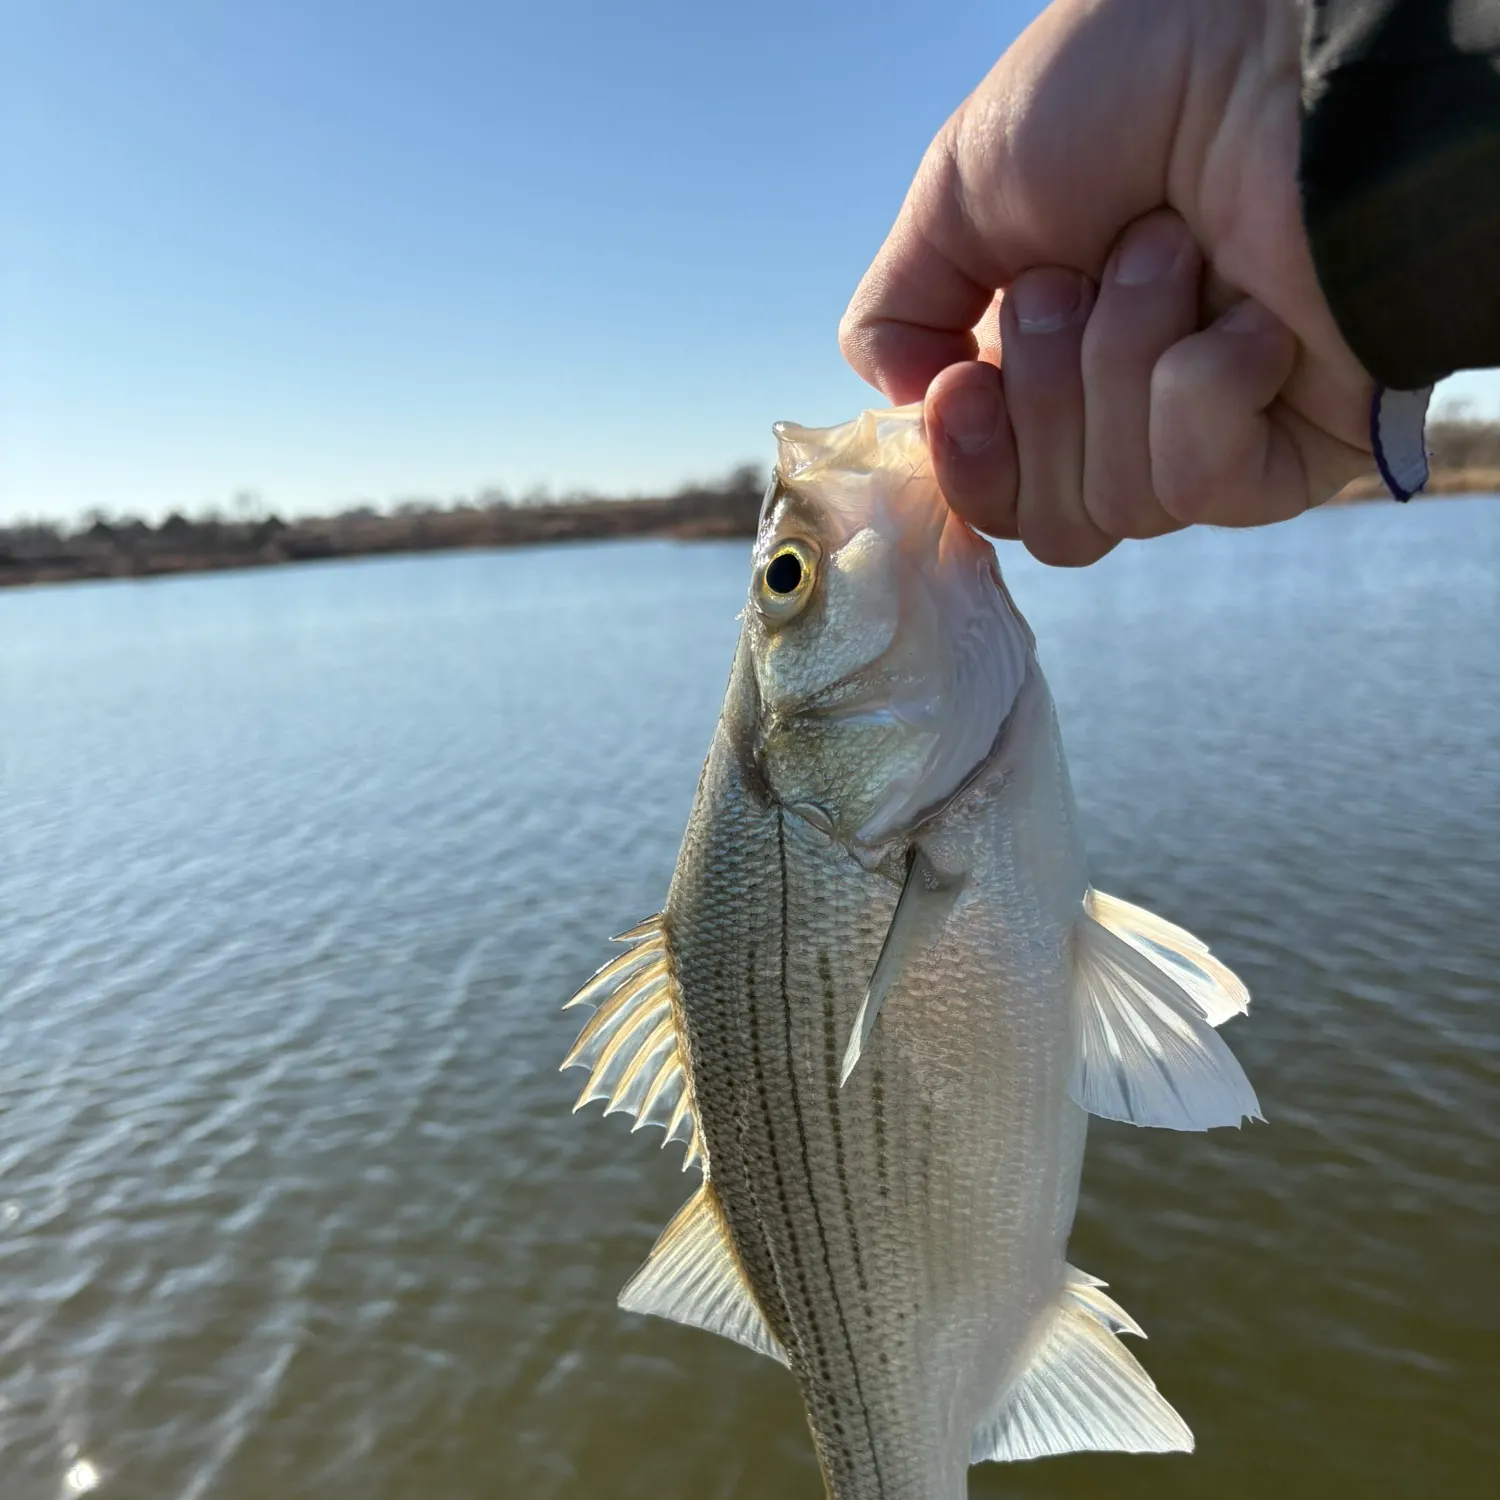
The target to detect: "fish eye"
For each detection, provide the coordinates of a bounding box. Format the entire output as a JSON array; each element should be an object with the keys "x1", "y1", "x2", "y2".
[
  {"x1": 755, "y1": 538, "x2": 818, "y2": 621},
  {"x1": 765, "y1": 551, "x2": 803, "y2": 595}
]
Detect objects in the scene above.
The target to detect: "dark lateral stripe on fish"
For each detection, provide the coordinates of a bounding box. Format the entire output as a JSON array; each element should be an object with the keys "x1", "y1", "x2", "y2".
[
  {"x1": 820, "y1": 948, "x2": 871, "y2": 1306},
  {"x1": 715, "y1": 958, "x2": 791, "y2": 1344},
  {"x1": 745, "y1": 945, "x2": 837, "y2": 1428},
  {"x1": 752, "y1": 885, "x2": 847, "y2": 1476},
  {"x1": 919, "y1": 1097, "x2": 934, "y2": 1222},
  {"x1": 778, "y1": 813, "x2": 886, "y2": 1500}
]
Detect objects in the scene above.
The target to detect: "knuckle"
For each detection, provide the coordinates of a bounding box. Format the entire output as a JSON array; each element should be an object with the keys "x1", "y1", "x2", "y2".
[
  {"x1": 1080, "y1": 332, "x2": 1141, "y2": 389},
  {"x1": 1019, "y1": 509, "x2": 1094, "y2": 568},
  {"x1": 1025, "y1": 534, "x2": 1085, "y2": 567},
  {"x1": 1080, "y1": 293, "x2": 1154, "y2": 372},
  {"x1": 1151, "y1": 436, "x2": 1221, "y2": 522},
  {"x1": 1082, "y1": 475, "x2": 1156, "y2": 539},
  {"x1": 1154, "y1": 474, "x2": 1214, "y2": 524},
  {"x1": 1149, "y1": 360, "x2": 1244, "y2": 523},
  {"x1": 934, "y1": 444, "x2": 1019, "y2": 538},
  {"x1": 1078, "y1": 407, "x2": 1166, "y2": 540},
  {"x1": 1150, "y1": 346, "x2": 1204, "y2": 421}
]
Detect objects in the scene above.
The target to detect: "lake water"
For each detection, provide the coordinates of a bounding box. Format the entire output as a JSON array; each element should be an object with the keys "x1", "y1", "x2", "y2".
[{"x1": 1, "y1": 499, "x2": 1496, "y2": 1500}]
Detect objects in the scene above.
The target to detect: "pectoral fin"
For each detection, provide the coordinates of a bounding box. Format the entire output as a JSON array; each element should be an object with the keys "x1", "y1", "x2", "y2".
[
  {"x1": 972, "y1": 1266, "x2": 1192, "y2": 1464},
  {"x1": 1086, "y1": 889, "x2": 1250, "y2": 1027},
  {"x1": 618, "y1": 1184, "x2": 789, "y2": 1366},
  {"x1": 840, "y1": 847, "x2": 963, "y2": 1085},
  {"x1": 1068, "y1": 894, "x2": 1261, "y2": 1130}
]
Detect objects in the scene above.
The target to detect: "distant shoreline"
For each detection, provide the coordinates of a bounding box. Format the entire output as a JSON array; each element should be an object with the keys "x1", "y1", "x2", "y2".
[
  {"x1": 2, "y1": 464, "x2": 1496, "y2": 593},
  {"x1": 1330, "y1": 467, "x2": 1500, "y2": 502},
  {"x1": 0, "y1": 477, "x2": 766, "y2": 591}
]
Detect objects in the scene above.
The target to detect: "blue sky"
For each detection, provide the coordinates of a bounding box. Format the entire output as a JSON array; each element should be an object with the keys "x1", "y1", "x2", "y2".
[{"x1": 3, "y1": 1, "x2": 1497, "y2": 525}]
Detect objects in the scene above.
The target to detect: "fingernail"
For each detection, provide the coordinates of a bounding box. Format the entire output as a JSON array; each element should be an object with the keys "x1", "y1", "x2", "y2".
[
  {"x1": 1221, "y1": 298, "x2": 1277, "y2": 333},
  {"x1": 1113, "y1": 218, "x2": 1185, "y2": 286},
  {"x1": 938, "y1": 381, "x2": 1001, "y2": 455},
  {"x1": 1010, "y1": 269, "x2": 1089, "y2": 334}
]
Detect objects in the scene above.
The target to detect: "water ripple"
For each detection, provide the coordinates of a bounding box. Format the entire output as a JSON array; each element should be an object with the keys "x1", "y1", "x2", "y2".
[{"x1": 1, "y1": 511, "x2": 1496, "y2": 1499}]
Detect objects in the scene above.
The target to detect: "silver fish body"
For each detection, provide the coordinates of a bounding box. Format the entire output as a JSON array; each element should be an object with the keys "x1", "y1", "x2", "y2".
[{"x1": 563, "y1": 406, "x2": 1260, "y2": 1498}]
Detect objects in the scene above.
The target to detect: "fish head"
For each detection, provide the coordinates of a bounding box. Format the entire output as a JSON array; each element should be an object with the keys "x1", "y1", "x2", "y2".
[{"x1": 745, "y1": 403, "x2": 1034, "y2": 857}]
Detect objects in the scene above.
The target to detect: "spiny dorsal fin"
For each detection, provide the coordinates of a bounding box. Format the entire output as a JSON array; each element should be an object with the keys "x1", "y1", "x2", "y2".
[
  {"x1": 972, "y1": 1266, "x2": 1192, "y2": 1464},
  {"x1": 1086, "y1": 889, "x2": 1250, "y2": 1027},
  {"x1": 1068, "y1": 901, "x2": 1261, "y2": 1131},
  {"x1": 618, "y1": 1184, "x2": 789, "y2": 1366},
  {"x1": 840, "y1": 847, "x2": 963, "y2": 1084},
  {"x1": 561, "y1": 916, "x2": 704, "y2": 1172}
]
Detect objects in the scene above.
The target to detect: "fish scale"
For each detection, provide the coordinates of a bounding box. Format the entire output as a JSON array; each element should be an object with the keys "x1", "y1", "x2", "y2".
[
  {"x1": 665, "y1": 644, "x2": 1085, "y2": 1499},
  {"x1": 563, "y1": 405, "x2": 1261, "y2": 1498}
]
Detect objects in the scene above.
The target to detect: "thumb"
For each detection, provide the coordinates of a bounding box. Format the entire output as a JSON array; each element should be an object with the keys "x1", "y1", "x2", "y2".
[
  {"x1": 839, "y1": 0, "x2": 1193, "y2": 403},
  {"x1": 839, "y1": 131, "x2": 993, "y2": 404}
]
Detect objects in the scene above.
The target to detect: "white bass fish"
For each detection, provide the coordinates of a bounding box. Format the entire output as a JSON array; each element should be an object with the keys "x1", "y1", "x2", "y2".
[{"x1": 563, "y1": 405, "x2": 1259, "y2": 1499}]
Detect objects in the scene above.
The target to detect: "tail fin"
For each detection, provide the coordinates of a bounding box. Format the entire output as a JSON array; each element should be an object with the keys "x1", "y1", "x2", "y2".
[{"x1": 972, "y1": 1267, "x2": 1192, "y2": 1464}]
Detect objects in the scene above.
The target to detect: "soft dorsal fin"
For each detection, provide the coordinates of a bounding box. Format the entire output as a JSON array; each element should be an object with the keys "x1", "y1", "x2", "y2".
[
  {"x1": 972, "y1": 1266, "x2": 1192, "y2": 1464},
  {"x1": 840, "y1": 846, "x2": 964, "y2": 1084},
  {"x1": 561, "y1": 916, "x2": 703, "y2": 1171},
  {"x1": 1068, "y1": 897, "x2": 1261, "y2": 1131},
  {"x1": 618, "y1": 1184, "x2": 789, "y2": 1366}
]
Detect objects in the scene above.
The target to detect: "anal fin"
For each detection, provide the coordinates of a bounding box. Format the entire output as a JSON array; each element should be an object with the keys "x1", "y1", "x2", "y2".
[
  {"x1": 618, "y1": 1184, "x2": 788, "y2": 1367},
  {"x1": 972, "y1": 1267, "x2": 1192, "y2": 1465}
]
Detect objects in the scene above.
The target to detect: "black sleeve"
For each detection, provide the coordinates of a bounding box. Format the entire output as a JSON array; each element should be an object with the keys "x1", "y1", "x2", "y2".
[{"x1": 1300, "y1": 0, "x2": 1500, "y2": 389}]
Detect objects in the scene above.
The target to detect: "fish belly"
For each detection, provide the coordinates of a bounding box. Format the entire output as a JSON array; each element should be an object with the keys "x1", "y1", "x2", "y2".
[{"x1": 671, "y1": 799, "x2": 1086, "y2": 1500}]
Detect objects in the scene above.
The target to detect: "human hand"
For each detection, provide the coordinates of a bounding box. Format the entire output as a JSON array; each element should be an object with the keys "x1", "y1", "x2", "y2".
[{"x1": 840, "y1": 0, "x2": 1377, "y2": 565}]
